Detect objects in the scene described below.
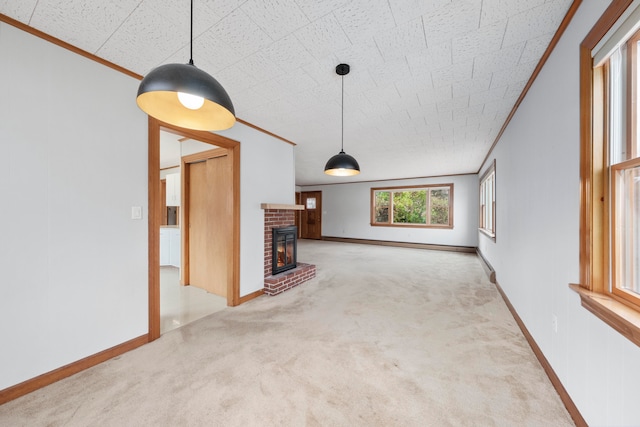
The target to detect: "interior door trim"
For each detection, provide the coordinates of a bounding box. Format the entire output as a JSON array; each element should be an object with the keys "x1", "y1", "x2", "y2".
[{"x1": 148, "y1": 118, "x2": 241, "y2": 342}]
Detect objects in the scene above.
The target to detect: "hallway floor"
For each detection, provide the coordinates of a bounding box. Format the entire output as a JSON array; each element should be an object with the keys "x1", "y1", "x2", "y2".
[{"x1": 160, "y1": 266, "x2": 227, "y2": 334}]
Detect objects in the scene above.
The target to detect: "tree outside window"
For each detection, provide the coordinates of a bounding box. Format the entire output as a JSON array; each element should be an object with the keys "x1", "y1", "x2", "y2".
[{"x1": 371, "y1": 184, "x2": 453, "y2": 228}]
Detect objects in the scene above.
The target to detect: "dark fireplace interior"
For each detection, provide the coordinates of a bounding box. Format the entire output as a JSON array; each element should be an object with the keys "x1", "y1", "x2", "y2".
[{"x1": 272, "y1": 226, "x2": 297, "y2": 275}]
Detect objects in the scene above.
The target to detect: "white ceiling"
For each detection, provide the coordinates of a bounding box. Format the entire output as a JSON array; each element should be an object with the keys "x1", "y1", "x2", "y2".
[{"x1": 0, "y1": 0, "x2": 574, "y2": 185}]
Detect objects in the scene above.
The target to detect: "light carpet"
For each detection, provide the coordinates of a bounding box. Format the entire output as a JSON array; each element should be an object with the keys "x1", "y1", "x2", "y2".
[{"x1": 0, "y1": 240, "x2": 574, "y2": 426}]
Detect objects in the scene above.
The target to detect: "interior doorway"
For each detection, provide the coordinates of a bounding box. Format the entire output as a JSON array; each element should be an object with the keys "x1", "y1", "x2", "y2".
[
  {"x1": 300, "y1": 191, "x2": 322, "y2": 239},
  {"x1": 158, "y1": 134, "x2": 229, "y2": 334},
  {"x1": 148, "y1": 118, "x2": 241, "y2": 342}
]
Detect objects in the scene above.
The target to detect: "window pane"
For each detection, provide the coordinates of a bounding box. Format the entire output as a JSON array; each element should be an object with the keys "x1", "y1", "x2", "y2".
[
  {"x1": 616, "y1": 165, "x2": 640, "y2": 296},
  {"x1": 487, "y1": 175, "x2": 494, "y2": 230},
  {"x1": 637, "y1": 40, "x2": 640, "y2": 156},
  {"x1": 610, "y1": 46, "x2": 627, "y2": 164},
  {"x1": 306, "y1": 197, "x2": 316, "y2": 209},
  {"x1": 480, "y1": 181, "x2": 486, "y2": 228},
  {"x1": 374, "y1": 191, "x2": 390, "y2": 223},
  {"x1": 485, "y1": 178, "x2": 491, "y2": 229},
  {"x1": 393, "y1": 190, "x2": 426, "y2": 224},
  {"x1": 430, "y1": 188, "x2": 450, "y2": 225}
]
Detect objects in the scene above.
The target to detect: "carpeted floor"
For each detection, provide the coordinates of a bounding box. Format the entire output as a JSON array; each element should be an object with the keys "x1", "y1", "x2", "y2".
[{"x1": 0, "y1": 240, "x2": 574, "y2": 426}]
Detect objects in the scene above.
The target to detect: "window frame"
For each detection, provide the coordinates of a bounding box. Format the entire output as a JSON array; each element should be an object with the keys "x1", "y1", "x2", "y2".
[
  {"x1": 479, "y1": 160, "x2": 496, "y2": 239},
  {"x1": 627, "y1": 31, "x2": 640, "y2": 159},
  {"x1": 576, "y1": 0, "x2": 640, "y2": 347},
  {"x1": 370, "y1": 183, "x2": 454, "y2": 229},
  {"x1": 610, "y1": 157, "x2": 640, "y2": 306}
]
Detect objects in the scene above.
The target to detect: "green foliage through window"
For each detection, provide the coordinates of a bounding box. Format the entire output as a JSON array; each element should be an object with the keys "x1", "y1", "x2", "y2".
[
  {"x1": 372, "y1": 185, "x2": 452, "y2": 227},
  {"x1": 430, "y1": 189, "x2": 449, "y2": 225},
  {"x1": 375, "y1": 191, "x2": 390, "y2": 222},
  {"x1": 393, "y1": 190, "x2": 427, "y2": 224}
]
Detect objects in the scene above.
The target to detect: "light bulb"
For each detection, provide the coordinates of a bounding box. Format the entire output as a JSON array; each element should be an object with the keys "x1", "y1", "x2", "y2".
[{"x1": 177, "y1": 92, "x2": 205, "y2": 110}]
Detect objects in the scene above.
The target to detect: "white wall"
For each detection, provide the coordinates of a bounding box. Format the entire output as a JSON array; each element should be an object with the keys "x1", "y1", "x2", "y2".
[
  {"x1": 301, "y1": 174, "x2": 478, "y2": 248},
  {"x1": 478, "y1": 1, "x2": 640, "y2": 425},
  {"x1": 0, "y1": 21, "x2": 296, "y2": 391},
  {"x1": 217, "y1": 124, "x2": 295, "y2": 296},
  {"x1": 160, "y1": 166, "x2": 179, "y2": 179},
  {"x1": 0, "y1": 23, "x2": 148, "y2": 389}
]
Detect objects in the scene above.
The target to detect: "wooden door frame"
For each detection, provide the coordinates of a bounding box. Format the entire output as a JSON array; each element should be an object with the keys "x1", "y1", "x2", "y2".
[
  {"x1": 148, "y1": 118, "x2": 241, "y2": 342},
  {"x1": 295, "y1": 192, "x2": 302, "y2": 238},
  {"x1": 160, "y1": 178, "x2": 167, "y2": 225}
]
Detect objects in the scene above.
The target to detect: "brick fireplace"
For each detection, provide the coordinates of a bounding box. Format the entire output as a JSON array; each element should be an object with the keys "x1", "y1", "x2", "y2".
[{"x1": 262, "y1": 204, "x2": 316, "y2": 296}]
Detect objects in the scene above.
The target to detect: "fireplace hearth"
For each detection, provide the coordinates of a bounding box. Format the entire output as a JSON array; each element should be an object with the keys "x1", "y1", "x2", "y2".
[{"x1": 272, "y1": 226, "x2": 297, "y2": 275}]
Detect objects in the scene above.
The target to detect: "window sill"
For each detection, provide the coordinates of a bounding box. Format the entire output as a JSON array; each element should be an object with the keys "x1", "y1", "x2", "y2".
[
  {"x1": 370, "y1": 223, "x2": 453, "y2": 229},
  {"x1": 479, "y1": 228, "x2": 496, "y2": 240},
  {"x1": 569, "y1": 284, "x2": 640, "y2": 347}
]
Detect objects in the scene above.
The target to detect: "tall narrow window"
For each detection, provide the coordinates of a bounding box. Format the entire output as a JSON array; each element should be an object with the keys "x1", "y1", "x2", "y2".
[
  {"x1": 371, "y1": 184, "x2": 453, "y2": 228},
  {"x1": 579, "y1": 1, "x2": 640, "y2": 332},
  {"x1": 606, "y1": 29, "x2": 640, "y2": 307},
  {"x1": 479, "y1": 161, "x2": 496, "y2": 239}
]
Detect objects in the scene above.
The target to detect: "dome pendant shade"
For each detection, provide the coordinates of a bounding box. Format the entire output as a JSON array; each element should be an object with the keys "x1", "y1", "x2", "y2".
[
  {"x1": 137, "y1": 62, "x2": 235, "y2": 131},
  {"x1": 324, "y1": 150, "x2": 360, "y2": 176}
]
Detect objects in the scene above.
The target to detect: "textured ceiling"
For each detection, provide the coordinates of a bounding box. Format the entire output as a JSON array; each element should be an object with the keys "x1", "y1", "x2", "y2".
[{"x1": 0, "y1": 0, "x2": 574, "y2": 185}]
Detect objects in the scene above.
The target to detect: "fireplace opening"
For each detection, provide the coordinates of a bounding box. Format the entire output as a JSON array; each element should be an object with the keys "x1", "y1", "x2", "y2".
[{"x1": 272, "y1": 226, "x2": 297, "y2": 275}]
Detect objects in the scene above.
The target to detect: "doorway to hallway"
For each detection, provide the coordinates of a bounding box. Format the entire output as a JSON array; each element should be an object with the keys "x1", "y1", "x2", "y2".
[{"x1": 148, "y1": 118, "x2": 241, "y2": 341}]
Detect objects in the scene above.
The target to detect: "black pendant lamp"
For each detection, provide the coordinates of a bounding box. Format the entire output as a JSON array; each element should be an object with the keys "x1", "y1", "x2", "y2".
[
  {"x1": 136, "y1": 0, "x2": 235, "y2": 131},
  {"x1": 324, "y1": 63, "x2": 360, "y2": 176}
]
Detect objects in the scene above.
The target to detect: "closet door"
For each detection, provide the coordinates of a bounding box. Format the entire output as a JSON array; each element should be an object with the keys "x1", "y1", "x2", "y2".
[{"x1": 187, "y1": 153, "x2": 231, "y2": 297}]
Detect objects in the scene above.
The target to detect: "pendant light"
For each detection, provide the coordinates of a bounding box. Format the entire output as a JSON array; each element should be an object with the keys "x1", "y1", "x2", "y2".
[
  {"x1": 324, "y1": 63, "x2": 360, "y2": 176},
  {"x1": 136, "y1": 0, "x2": 235, "y2": 131}
]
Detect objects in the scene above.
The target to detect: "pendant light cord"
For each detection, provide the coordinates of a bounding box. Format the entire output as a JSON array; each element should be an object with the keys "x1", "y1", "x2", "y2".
[
  {"x1": 341, "y1": 73, "x2": 344, "y2": 152},
  {"x1": 188, "y1": 0, "x2": 194, "y2": 66}
]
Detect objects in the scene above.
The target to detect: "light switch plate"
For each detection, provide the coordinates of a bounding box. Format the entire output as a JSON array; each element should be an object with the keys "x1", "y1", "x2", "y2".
[{"x1": 131, "y1": 206, "x2": 143, "y2": 220}]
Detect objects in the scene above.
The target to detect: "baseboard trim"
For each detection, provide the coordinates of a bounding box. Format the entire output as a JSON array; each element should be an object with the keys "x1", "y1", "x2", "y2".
[
  {"x1": 475, "y1": 249, "x2": 496, "y2": 283},
  {"x1": 238, "y1": 289, "x2": 264, "y2": 304},
  {"x1": 320, "y1": 236, "x2": 476, "y2": 253},
  {"x1": 493, "y1": 280, "x2": 587, "y2": 427},
  {"x1": 0, "y1": 334, "x2": 148, "y2": 405}
]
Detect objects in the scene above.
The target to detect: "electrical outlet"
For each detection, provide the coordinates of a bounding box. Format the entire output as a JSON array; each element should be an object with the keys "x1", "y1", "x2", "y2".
[{"x1": 552, "y1": 315, "x2": 558, "y2": 333}]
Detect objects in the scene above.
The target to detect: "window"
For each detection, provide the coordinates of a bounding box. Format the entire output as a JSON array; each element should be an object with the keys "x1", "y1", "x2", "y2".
[
  {"x1": 479, "y1": 161, "x2": 496, "y2": 238},
  {"x1": 306, "y1": 197, "x2": 316, "y2": 209},
  {"x1": 577, "y1": 0, "x2": 640, "y2": 346},
  {"x1": 607, "y1": 27, "x2": 640, "y2": 307},
  {"x1": 371, "y1": 184, "x2": 453, "y2": 228}
]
